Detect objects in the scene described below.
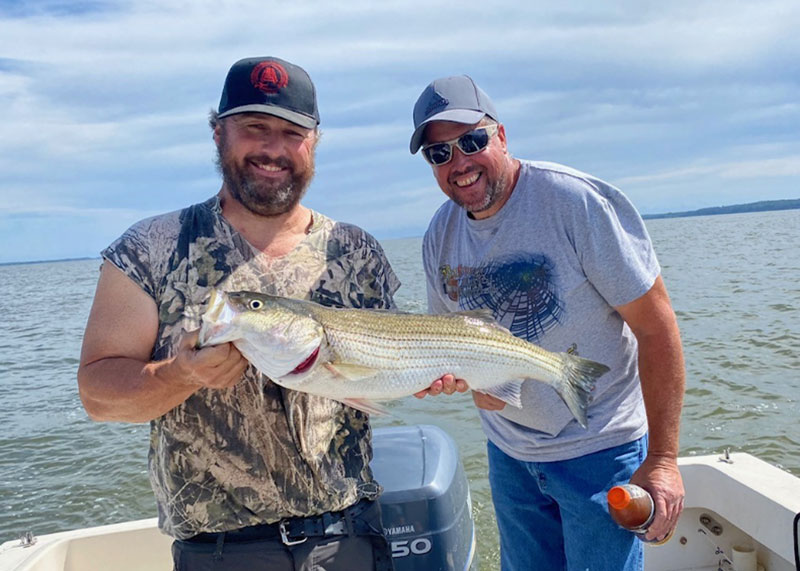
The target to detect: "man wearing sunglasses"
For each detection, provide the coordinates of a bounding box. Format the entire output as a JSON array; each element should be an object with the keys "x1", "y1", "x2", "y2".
[{"x1": 411, "y1": 76, "x2": 686, "y2": 571}]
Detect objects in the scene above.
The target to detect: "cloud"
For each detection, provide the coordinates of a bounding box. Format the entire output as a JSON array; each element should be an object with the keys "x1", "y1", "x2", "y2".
[
  {"x1": 618, "y1": 156, "x2": 800, "y2": 186},
  {"x1": 1, "y1": 0, "x2": 799, "y2": 263}
]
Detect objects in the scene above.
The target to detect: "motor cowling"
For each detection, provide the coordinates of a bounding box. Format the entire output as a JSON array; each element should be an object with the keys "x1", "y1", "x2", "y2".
[{"x1": 372, "y1": 425, "x2": 477, "y2": 571}]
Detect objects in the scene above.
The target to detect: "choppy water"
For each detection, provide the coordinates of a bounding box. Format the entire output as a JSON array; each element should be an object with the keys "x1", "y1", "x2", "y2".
[{"x1": 1, "y1": 209, "x2": 798, "y2": 570}]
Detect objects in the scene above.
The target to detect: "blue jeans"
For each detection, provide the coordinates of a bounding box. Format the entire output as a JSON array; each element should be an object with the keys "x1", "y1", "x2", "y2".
[{"x1": 488, "y1": 436, "x2": 647, "y2": 571}]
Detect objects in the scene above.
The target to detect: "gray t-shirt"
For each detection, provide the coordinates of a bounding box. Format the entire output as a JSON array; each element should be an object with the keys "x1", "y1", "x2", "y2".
[
  {"x1": 103, "y1": 196, "x2": 400, "y2": 539},
  {"x1": 423, "y1": 161, "x2": 659, "y2": 462}
]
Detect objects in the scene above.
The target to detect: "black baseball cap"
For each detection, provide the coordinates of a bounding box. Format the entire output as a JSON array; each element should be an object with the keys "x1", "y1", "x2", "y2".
[
  {"x1": 410, "y1": 75, "x2": 498, "y2": 154},
  {"x1": 217, "y1": 57, "x2": 320, "y2": 129}
]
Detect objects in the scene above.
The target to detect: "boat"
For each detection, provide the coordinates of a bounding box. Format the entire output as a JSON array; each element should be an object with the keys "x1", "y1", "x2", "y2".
[{"x1": 1, "y1": 424, "x2": 798, "y2": 571}]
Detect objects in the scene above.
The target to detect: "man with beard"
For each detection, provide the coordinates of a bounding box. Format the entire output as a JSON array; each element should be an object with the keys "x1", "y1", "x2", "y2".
[
  {"x1": 411, "y1": 76, "x2": 685, "y2": 570},
  {"x1": 78, "y1": 57, "x2": 398, "y2": 571}
]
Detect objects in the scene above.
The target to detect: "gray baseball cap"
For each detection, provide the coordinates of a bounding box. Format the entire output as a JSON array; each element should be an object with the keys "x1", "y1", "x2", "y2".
[{"x1": 409, "y1": 75, "x2": 498, "y2": 154}]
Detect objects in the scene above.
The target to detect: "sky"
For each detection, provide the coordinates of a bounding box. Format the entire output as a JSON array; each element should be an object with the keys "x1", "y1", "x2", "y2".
[{"x1": 1, "y1": 0, "x2": 798, "y2": 264}]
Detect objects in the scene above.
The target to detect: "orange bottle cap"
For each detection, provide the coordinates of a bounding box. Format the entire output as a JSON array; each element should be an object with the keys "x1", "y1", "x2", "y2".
[{"x1": 608, "y1": 486, "x2": 632, "y2": 509}]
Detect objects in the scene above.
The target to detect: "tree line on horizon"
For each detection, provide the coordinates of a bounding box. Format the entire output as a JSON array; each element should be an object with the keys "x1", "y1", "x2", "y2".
[{"x1": 642, "y1": 198, "x2": 800, "y2": 220}]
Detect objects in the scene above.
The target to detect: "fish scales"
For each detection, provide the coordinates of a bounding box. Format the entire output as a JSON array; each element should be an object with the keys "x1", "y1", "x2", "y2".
[
  {"x1": 304, "y1": 308, "x2": 566, "y2": 387},
  {"x1": 324, "y1": 324, "x2": 553, "y2": 378}
]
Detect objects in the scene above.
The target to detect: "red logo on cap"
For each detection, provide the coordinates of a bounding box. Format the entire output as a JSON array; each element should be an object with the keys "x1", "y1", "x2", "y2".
[{"x1": 250, "y1": 61, "x2": 289, "y2": 94}]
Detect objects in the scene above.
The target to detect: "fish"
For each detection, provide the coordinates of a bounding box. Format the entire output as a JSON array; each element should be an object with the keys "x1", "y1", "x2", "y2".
[{"x1": 197, "y1": 290, "x2": 610, "y2": 427}]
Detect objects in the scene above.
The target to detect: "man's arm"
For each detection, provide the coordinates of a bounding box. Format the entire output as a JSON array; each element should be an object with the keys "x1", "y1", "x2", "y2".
[
  {"x1": 78, "y1": 262, "x2": 248, "y2": 423},
  {"x1": 615, "y1": 274, "x2": 686, "y2": 541}
]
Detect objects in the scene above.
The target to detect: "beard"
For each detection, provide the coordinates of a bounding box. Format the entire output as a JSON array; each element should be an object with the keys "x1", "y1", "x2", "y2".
[
  {"x1": 451, "y1": 167, "x2": 508, "y2": 215},
  {"x1": 215, "y1": 131, "x2": 315, "y2": 217}
]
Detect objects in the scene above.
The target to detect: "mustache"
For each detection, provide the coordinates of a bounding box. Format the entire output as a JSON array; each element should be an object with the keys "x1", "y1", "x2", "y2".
[{"x1": 247, "y1": 155, "x2": 292, "y2": 170}]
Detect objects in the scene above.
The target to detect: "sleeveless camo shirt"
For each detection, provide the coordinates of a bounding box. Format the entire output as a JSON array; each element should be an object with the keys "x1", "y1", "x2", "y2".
[{"x1": 102, "y1": 196, "x2": 400, "y2": 539}]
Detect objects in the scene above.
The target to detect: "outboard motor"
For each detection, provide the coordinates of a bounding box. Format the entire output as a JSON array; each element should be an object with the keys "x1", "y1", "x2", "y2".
[{"x1": 372, "y1": 425, "x2": 478, "y2": 571}]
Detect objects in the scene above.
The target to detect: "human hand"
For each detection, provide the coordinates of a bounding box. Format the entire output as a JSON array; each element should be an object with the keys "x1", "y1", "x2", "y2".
[
  {"x1": 170, "y1": 329, "x2": 249, "y2": 390},
  {"x1": 472, "y1": 391, "x2": 506, "y2": 411},
  {"x1": 630, "y1": 454, "x2": 685, "y2": 543},
  {"x1": 414, "y1": 374, "x2": 469, "y2": 398}
]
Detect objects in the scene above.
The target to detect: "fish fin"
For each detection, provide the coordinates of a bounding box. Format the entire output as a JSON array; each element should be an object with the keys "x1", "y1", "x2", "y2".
[
  {"x1": 451, "y1": 310, "x2": 512, "y2": 333},
  {"x1": 551, "y1": 354, "x2": 609, "y2": 429},
  {"x1": 359, "y1": 307, "x2": 408, "y2": 314},
  {"x1": 340, "y1": 398, "x2": 390, "y2": 416},
  {"x1": 324, "y1": 362, "x2": 380, "y2": 381},
  {"x1": 477, "y1": 380, "x2": 525, "y2": 408},
  {"x1": 451, "y1": 309, "x2": 496, "y2": 321}
]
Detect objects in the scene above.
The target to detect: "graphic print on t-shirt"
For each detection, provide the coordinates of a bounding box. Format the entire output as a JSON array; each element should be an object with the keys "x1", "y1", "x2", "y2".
[{"x1": 438, "y1": 252, "x2": 563, "y2": 341}]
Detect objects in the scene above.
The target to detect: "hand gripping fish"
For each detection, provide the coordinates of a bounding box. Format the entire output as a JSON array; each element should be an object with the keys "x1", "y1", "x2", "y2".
[{"x1": 197, "y1": 290, "x2": 610, "y2": 426}]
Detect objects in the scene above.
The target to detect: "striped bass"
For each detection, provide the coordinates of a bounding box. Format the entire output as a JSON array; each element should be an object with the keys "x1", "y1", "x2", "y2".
[{"x1": 197, "y1": 290, "x2": 609, "y2": 426}]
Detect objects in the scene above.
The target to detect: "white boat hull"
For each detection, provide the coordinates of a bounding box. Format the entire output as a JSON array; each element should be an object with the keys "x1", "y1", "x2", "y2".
[{"x1": 645, "y1": 453, "x2": 800, "y2": 571}]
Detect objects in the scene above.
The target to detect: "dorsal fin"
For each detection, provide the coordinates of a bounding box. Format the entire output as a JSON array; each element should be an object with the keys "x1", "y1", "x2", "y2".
[
  {"x1": 450, "y1": 309, "x2": 510, "y2": 333},
  {"x1": 451, "y1": 309, "x2": 496, "y2": 321}
]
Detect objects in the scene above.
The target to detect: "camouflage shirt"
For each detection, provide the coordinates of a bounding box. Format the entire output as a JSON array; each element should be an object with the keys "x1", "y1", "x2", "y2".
[{"x1": 102, "y1": 196, "x2": 400, "y2": 539}]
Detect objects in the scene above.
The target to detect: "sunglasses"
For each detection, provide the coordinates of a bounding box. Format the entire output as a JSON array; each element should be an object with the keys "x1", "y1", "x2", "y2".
[{"x1": 421, "y1": 124, "x2": 499, "y2": 166}]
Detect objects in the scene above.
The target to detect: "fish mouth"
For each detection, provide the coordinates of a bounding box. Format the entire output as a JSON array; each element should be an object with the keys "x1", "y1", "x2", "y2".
[
  {"x1": 198, "y1": 290, "x2": 240, "y2": 347},
  {"x1": 288, "y1": 346, "x2": 320, "y2": 375}
]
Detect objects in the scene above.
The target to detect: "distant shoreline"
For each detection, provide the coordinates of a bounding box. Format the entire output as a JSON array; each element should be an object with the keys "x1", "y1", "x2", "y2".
[
  {"x1": 0, "y1": 256, "x2": 99, "y2": 267},
  {"x1": 642, "y1": 198, "x2": 800, "y2": 220}
]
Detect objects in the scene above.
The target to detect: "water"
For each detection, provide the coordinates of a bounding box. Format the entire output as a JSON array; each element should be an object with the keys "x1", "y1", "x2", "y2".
[{"x1": 1, "y1": 210, "x2": 798, "y2": 569}]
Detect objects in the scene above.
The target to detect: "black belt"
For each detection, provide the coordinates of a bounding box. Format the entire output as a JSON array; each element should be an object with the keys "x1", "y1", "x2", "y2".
[{"x1": 184, "y1": 498, "x2": 374, "y2": 547}]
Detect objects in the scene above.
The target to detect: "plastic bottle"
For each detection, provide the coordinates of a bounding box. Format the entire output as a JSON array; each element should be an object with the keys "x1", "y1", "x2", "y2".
[{"x1": 607, "y1": 484, "x2": 670, "y2": 544}]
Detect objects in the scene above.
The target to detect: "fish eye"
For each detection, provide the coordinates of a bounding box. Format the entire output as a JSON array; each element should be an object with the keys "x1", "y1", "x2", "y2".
[{"x1": 248, "y1": 299, "x2": 264, "y2": 310}]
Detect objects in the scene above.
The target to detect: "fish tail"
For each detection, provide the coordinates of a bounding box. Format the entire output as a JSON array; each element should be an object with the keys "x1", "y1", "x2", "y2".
[{"x1": 554, "y1": 354, "x2": 609, "y2": 429}]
